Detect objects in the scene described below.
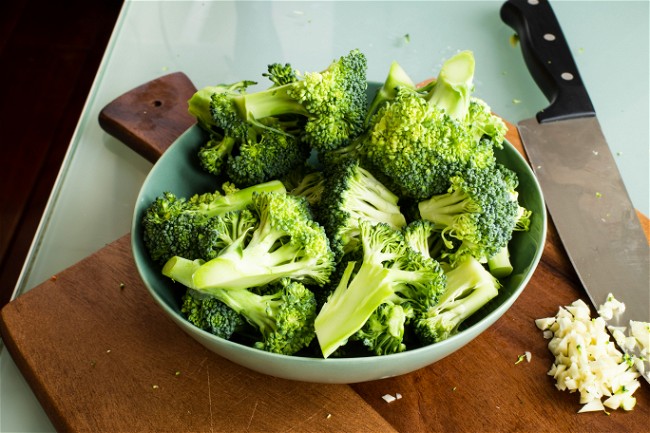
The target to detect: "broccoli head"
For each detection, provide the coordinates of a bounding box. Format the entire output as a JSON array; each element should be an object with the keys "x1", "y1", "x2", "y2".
[
  {"x1": 202, "y1": 278, "x2": 318, "y2": 355},
  {"x1": 231, "y1": 49, "x2": 368, "y2": 152},
  {"x1": 319, "y1": 158, "x2": 407, "y2": 261},
  {"x1": 417, "y1": 164, "x2": 521, "y2": 266},
  {"x1": 189, "y1": 80, "x2": 309, "y2": 186},
  {"x1": 180, "y1": 289, "x2": 246, "y2": 339},
  {"x1": 362, "y1": 50, "x2": 507, "y2": 200},
  {"x1": 161, "y1": 191, "x2": 336, "y2": 291},
  {"x1": 415, "y1": 255, "x2": 500, "y2": 344},
  {"x1": 314, "y1": 221, "x2": 446, "y2": 358},
  {"x1": 141, "y1": 180, "x2": 285, "y2": 265}
]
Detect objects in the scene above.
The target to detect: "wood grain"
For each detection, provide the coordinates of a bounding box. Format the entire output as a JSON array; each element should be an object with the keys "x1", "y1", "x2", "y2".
[
  {"x1": 1, "y1": 73, "x2": 648, "y2": 432},
  {"x1": 0, "y1": 235, "x2": 397, "y2": 433}
]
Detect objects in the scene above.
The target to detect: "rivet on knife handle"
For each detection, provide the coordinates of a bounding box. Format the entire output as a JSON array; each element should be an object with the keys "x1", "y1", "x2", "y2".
[{"x1": 500, "y1": 0, "x2": 595, "y2": 123}]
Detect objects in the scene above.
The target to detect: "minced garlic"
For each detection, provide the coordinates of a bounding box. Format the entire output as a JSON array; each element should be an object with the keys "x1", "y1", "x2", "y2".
[{"x1": 535, "y1": 298, "x2": 644, "y2": 413}]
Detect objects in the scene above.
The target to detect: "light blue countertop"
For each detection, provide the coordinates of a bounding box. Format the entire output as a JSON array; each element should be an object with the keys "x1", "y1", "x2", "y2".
[{"x1": 1, "y1": 1, "x2": 648, "y2": 431}]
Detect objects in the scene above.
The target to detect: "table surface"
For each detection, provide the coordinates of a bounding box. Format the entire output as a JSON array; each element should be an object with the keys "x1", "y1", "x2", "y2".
[{"x1": 1, "y1": 1, "x2": 648, "y2": 431}]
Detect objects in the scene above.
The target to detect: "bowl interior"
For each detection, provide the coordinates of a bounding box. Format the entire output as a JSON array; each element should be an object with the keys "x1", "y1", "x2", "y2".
[{"x1": 131, "y1": 86, "x2": 547, "y2": 383}]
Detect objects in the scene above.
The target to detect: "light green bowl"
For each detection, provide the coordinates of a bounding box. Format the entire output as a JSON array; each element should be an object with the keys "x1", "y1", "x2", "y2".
[{"x1": 132, "y1": 92, "x2": 547, "y2": 384}]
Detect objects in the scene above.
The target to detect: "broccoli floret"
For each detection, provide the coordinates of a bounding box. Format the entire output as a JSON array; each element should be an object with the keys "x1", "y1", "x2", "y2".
[
  {"x1": 319, "y1": 158, "x2": 407, "y2": 261},
  {"x1": 161, "y1": 191, "x2": 335, "y2": 291},
  {"x1": 225, "y1": 117, "x2": 310, "y2": 186},
  {"x1": 415, "y1": 256, "x2": 500, "y2": 344},
  {"x1": 189, "y1": 81, "x2": 309, "y2": 186},
  {"x1": 352, "y1": 302, "x2": 409, "y2": 355},
  {"x1": 181, "y1": 289, "x2": 246, "y2": 339},
  {"x1": 198, "y1": 278, "x2": 318, "y2": 355},
  {"x1": 417, "y1": 164, "x2": 520, "y2": 266},
  {"x1": 403, "y1": 219, "x2": 446, "y2": 260},
  {"x1": 362, "y1": 50, "x2": 507, "y2": 200},
  {"x1": 195, "y1": 208, "x2": 259, "y2": 261},
  {"x1": 231, "y1": 49, "x2": 368, "y2": 152},
  {"x1": 262, "y1": 62, "x2": 299, "y2": 86},
  {"x1": 314, "y1": 221, "x2": 446, "y2": 358},
  {"x1": 141, "y1": 180, "x2": 285, "y2": 265},
  {"x1": 180, "y1": 278, "x2": 317, "y2": 355}
]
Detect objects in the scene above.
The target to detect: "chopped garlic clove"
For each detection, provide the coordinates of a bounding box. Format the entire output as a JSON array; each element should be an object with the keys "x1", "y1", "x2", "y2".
[{"x1": 578, "y1": 399, "x2": 605, "y2": 413}]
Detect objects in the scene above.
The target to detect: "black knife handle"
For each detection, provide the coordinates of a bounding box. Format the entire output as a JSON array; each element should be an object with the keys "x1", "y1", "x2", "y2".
[{"x1": 500, "y1": 0, "x2": 595, "y2": 123}]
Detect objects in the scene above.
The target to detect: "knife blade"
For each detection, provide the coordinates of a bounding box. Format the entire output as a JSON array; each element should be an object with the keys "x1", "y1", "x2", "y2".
[{"x1": 500, "y1": 0, "x2": 649, "y2": 379}]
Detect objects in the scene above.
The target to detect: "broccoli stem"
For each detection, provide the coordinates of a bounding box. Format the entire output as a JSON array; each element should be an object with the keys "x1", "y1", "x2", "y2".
[
  {"x1": 209, "y1": 288, "x2": 276, "y2": 332},
  {"x1": 366, "y1": 61, "x2": 416, "y2": 124},
  {"x1": 487, "y1": 246, "x2": 513, "y2": 278},
  {"x1": 315, "y1": 261, "x2": 394, "y2": 358},
  {"x1": 232, "y1": 85, "x2": 308, "y2": 122},
  {"x1": 421, "y1": 257, "x2": 499, "y2": 342},
  {"x1": 425, "y1": 50, "x2": 475, "y2": 120},
  {"x1": 162, "y1": 257, "x2": 203, "y2": 288},
  {"x1": 418, "y1": 188, "x2": 480, "y2": 228}
]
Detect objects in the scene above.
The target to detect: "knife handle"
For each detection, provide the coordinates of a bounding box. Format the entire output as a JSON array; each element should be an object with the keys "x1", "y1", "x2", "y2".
[{"x1": 500, "y1": 0, "x2": 595, "y2": 123}]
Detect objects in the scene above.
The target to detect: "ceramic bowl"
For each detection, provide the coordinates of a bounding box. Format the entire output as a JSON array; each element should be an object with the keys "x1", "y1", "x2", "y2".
[{"x1": 131, "y1": 87, "x2": 547, "y2": 384}]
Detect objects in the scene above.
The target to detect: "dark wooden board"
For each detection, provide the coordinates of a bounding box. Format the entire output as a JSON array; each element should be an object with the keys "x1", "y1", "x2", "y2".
[{"x1": 2, "y1": 72, "x2": 648, "y2": 432}]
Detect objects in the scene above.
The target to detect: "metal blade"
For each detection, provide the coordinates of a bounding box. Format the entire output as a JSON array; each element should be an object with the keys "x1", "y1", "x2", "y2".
[{"x1": 519, "y1": 116, "x2": 650, "y2": 378}]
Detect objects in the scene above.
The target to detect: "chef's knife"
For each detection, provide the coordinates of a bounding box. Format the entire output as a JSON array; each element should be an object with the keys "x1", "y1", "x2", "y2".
[{"x1": 500, "y1": 0, "x2": 649, "y2": 378}]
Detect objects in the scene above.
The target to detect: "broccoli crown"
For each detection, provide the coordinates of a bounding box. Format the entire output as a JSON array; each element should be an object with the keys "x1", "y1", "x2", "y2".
[
  {"x1": 224, "y1": 117, "x2": 310, "y2": 187},
  {"x1": 180, "y1": 289, "x2": 246, "y2": 339},
  {"x1": 415, "y1": 256, "x2": 500, "y2": 344},
  {"x1": 188, "y1": 81, "x2": 309, "y2": 186},
  {"x1": 201, "y1": 89, "x2": 308, "y2": 186},
  {"x1": 319, "y1": 158, "x2": 407, "y2": 261},
  {"x1": 417, "y1": 164, "x2": 520, "y2": 265},
  {"x1": 314, "y1": 221, "x2": 446, "y2": 358},
  {"x1": 353, "y1": 302, "x2": 408, "y2": 355},
  {"x1": 195, "y1": 208, "x2": 259, "y2": 261},
  {"x1": 187, "y1": 81, "x2": 255, "y2": 133},
  {"x1": 361, "y1": 51, "x2": 506, "y2": 200},
  {"x1": 232, "y1": 49, "x2": 368, "y2": 152},
  {"x1": 162, "y1": 191, "x2": 335, "y2": 291},
  {"x1": 208, "y1": 278, "x2": 317, "y2": 355},
  {"x1": 141, "y1": 181, "x2": 286, "y2": 265}
]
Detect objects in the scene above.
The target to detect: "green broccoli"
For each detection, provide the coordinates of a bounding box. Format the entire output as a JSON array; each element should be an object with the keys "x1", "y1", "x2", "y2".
[
  {"x1": 362, "y1": 50, "x2": 507, "y2": 200},
  {"x1": 180, "y1": 289, "x2": 246, "y2": 339},
  {"x1": 285, "y1": 169, "x2": 325, "y2": 209},
  {"x1": 319, "y1": 158, "x2": 407, "y2": 261},
  {"x1": 417, "y1": 164, "x2": 521, "y2": 266},
  {"x1": 201, "y1": 278, "x2": 318, "y2": 355},
  {"x1": 352, "y1": 302, "x2": 410, "y2": 355},
  {"x1": 141, "y1": 180, "x2": 285, "y2": 265},
  {"x1": 314, "y1": 221, "x2": 446, "y2": 358},
  {"x1": 189, "y1": 79, "x2": 310, "y2": 186},
  {"x1": 230, "y1": 49, "x2": 368, "y2": 152},
  {"x1": 161, "y1": 191, "x2": 336, "y2": 291},
  {"x1": 415, "y1": 255, "x2": 500, "y2": 344},
  {"x1": 262, "y1": 62, "x2": 299, "y2": 87},
  {"x1": 181, "y1": 277, "x2": 316, "y2": 355},
  {"x1": 365, "y1": 61, "x2": 417, "y2": 125},
  {"x1": 403, "y1": 219, "x2": 446, "y2": 261}
]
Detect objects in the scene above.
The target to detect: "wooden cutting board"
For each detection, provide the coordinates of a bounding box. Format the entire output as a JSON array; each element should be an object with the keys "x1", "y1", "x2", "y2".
[{"x1": 2, "y1": 72, "x2": 648, "y2": 433}]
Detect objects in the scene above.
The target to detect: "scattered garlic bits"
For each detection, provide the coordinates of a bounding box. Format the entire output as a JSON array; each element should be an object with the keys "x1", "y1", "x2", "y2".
[
  {"x1": 382, "y1": 393, "x2": 403, "y2": 403},
  {"x1": 535, "y1": 298, "x2": 642, "y2": 413},
  {"x1": 599, "y1": 293, "x2": 649, "y2": 378}
]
